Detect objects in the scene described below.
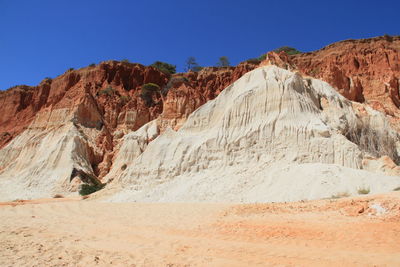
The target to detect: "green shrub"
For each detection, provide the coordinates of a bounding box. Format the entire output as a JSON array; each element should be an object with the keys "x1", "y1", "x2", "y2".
[
  {"x1": 150, "y1": 61, "x2": 176, "y2": 75},
  {"x1": 79, "y1": 183, "x2": 105, "y2": 196},
  {"x1": 121, "y1": 164, "x2": 127, "y2": 171},
  {"x1": 119, "y1": 95, "x2": 130, "y2": 105},
  {"x1": 258, "y1": 53, "x2": 267, "y2": 61},
  {"x1": 383, "y1": 34, "x2": 393, "y2": 42},
  {"x1": 246, "y1": 58, "x2": 262, "y2": 64},
  {"x1": 394, "y1": 186, "x2": 400, "y2": 191},
  {"x1": 141, "y1": 83, "x2": 160, "y2": 106},
  {"x1": 216, "y1": 56, "x2": 230, "y2": 67},
  {"x1": 121, "y1": 59, "x2": 130, "y2": 63},
  {"x1": 89, "y1": 63, "x2": 96, "y2": 67},
  {"x1": 273, "y1": 46, "x2": 302, "y2": 55},
  {"x1": 99, "y1": 86, "x2": 115, "y2": 96},
  {"x1": 141, "y1": 83, "x2": 160, "y2": 94},
  {"x1": 42, "y1": 77, "x2": 53, "y2": 83},
  {"x1": 68, "y1": 67, "x2": 74, "y2": 71},
  {"x1": 246, "y1": 53, "x2": 267, "y2": 64},
  {"x1": 357, "y1": 186, "x2": 370, "y2": 195}
]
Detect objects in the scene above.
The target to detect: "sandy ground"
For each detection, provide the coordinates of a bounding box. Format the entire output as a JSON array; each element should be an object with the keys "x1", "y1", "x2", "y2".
[{"x1": 1, "y1": 193, "x2": 400, "y2": 267}]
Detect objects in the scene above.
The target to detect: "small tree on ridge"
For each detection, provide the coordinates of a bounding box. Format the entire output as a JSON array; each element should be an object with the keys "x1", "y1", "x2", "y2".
[
  {"x1": 185, "y1": 57, "x2": 202, "y2": 72},
  {"x1": 216, "y1": 56, "x2": 230, "y2": 67}
]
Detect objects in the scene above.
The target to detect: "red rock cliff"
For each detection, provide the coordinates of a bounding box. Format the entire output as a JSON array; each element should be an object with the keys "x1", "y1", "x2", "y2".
[
  {"x1": 1, "y1": 36, "x2": 398, "y2": 178},
  {"x1": 0, "y1": 62, "x2": 168, "y2": 148},
  {"x1": 0, "y1": 60, "x2": 258, "y2": 179}
]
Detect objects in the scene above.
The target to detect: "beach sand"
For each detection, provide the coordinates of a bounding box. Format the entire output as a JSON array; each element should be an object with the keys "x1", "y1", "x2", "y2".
[{"x1": 1, "y1": 193, "x2": 400, "y2": 266}]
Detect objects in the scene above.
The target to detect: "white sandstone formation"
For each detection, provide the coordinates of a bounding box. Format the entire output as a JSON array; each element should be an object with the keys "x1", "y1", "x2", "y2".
[
  {"x1": 0, "y1": 107, "x2": 102, "y2": 201},
  {"x1": 99, "y1": 65, "x2": 400, "y2": 202}
]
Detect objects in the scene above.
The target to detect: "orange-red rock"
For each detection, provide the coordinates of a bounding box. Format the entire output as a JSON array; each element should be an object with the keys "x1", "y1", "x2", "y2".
[
  {"x1": 1, "y1": 36, "x2": 398, "y2": 181},
  {"x1": 0, "y1": 60, "x2": 258, "y2": 179},
  {"x1": 0, "y1": 62, "x2": 169, "y2": 177}
]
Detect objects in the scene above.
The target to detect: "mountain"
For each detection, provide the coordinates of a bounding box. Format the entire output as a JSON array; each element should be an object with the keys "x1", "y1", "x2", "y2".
[{"x1": 0, "y1": 36, "x2": 399, "y2": 201}]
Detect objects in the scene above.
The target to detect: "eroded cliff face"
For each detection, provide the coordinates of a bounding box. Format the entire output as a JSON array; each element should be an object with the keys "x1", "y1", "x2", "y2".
[
  {"x1": 0, "y1": 36, "x2": 399, "y2": 200},
  {"x1": 159, "y1": 62, "x2": 258, "y2": 131},
  {"x1": 0, "y1": 62, "x2": 169, "y2": 183},
  {"x1": 100, "y1": 66, "x2": 400, "y2": 202},
  {"x1": 264, "y1": 36, "x2": 400, "y2": 129},
  {"x1": 0, "y1": 61, "x2": 258, "y2": 146},
  {"x1": 0, "y1": 62, "x2": 166, "y2": 147},
  {"x1": 0, "y1": 59, "x2": 258, "y2": 195}
]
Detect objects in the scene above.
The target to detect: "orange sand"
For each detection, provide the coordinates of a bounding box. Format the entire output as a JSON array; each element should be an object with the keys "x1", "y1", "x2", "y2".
[{"x1": 1, "y1": 193, "x2": 399, "y2": 266}]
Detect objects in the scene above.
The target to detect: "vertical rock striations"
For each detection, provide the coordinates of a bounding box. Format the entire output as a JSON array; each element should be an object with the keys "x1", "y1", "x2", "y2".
[
  {"x1": 101, "y1": 66, "x2": 400, "y2": 202},
  {"x1": 264, "y1": 36, "x2": 400, "y2": 130}
]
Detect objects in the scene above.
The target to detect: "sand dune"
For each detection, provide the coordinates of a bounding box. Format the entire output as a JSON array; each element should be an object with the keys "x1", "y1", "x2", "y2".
[{"x1": 1, "y1": 192, "x2": 400, "y2": 266}]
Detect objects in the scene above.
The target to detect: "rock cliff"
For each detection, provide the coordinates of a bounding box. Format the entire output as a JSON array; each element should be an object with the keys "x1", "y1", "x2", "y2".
[
  {"x1": 0, "y1": 36, "x2": 399, "y2": 201},
  {"x1": 0, "y1": 60, "x2": 258, "y2": 199},
  {"x1": 264, "y1": 35, "x2": 400, "y2": 130},
  {"x1": 100, "y1": 65, "x2": 400, "y2": 202}
]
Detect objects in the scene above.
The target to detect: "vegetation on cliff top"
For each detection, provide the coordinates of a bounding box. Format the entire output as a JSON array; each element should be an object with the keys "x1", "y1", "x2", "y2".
[
  {"x1": 216, "y1": 56, "x2": 230, "y2": 67},
  {"x1": 150, "y1": 61, "x2": 176, "y2": 75},
  {"x1": 273, "y1": 46, "x2": 302, "y2": 55},
  {"x1": 185, "y1": 57, "x2": 203, "y2": 72}
]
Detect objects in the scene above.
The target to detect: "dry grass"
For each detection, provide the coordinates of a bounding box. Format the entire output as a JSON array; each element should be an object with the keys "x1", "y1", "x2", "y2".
[{"x1": 331, "y1": 192, "x2": 350, "y2": 199}]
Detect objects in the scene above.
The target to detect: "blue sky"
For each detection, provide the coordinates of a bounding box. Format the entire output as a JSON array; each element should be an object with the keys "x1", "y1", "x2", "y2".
[{"x1": 1, "y1": 0, "x2": 399, "y2": 90}]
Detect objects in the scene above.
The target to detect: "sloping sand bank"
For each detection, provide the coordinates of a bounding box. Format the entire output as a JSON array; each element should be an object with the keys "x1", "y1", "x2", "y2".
[{"x1": 1, "y1": 193, "x2": 400, "y2": 266}]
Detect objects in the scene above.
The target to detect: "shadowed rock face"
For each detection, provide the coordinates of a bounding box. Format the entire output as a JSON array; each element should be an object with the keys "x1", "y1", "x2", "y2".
[{"x1": 264, "y1": 36, "x2": 400, "y2": 130}]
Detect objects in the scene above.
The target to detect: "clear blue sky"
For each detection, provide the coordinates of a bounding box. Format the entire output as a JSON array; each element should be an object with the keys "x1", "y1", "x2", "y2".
[{"x1": 1, "y1": 0, "x2": 399, "y2": 90}]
